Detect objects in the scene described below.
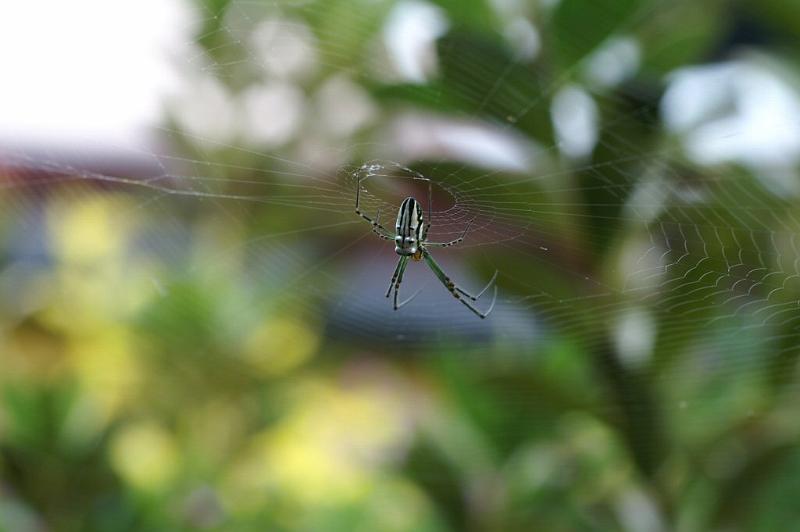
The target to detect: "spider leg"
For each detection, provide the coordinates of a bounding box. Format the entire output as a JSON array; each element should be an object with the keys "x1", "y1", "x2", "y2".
[
  {"x1": 423, "y1": 178, "x2": 432, "y2": 240},
  {"x1": 355, "y1": 178, "x2": 392, "y2": 237},
  {"x1": 455, "y1": 270, "x2": 498, "y2": 301},
  {"x1": 396, "y1": 287, "x2": 422, "y2": 309},
  {"x1": 386, "y1": 256, "x2": 406, "y2": 298},
  {"x1": 425, "y1": 217, "x2": 475, "y2": 248},
  {"x1": 385, "y1": 256, "x2": 422, "y2": 310},
  {"x1": 372, "y1": 209, "x2": 393, "y2": 240},
  {"x1": 422, "y1": 251, "x2": 497, "y2": 319},
  {"x1": 373, "y1": 229, "x2": 392, "y2": 240}
]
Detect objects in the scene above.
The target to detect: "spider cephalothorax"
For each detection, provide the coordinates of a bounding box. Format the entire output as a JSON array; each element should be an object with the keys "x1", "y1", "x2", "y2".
[{"x1": 355, "y1": 174, "x2": 497, "y2": 318}]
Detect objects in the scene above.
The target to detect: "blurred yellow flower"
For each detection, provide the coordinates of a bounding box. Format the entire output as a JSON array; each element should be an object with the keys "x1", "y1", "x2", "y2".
[
  {"x1": 49, "y1": 195, "x2": 130, "y2": 265},
  {"x1": 242, "y1": 317, "x2": 319, "y2": 377},
  {"x1": 43, "y1": 195, "x2": 157, "y2": 333},
  {"x1": 69, "y1": 327, "x2": 142, "y2": 424},
  {"x1": 109, "y1": 421, "x2": 180, "y2": 493},
  {"x1": 222, "y1": 377, "x2": 412, "y2": 513}
]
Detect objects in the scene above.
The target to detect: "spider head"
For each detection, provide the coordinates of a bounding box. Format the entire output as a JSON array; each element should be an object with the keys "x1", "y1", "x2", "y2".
[{"x1": 394, "y1": 235, "x2": 418, "y2": 256}]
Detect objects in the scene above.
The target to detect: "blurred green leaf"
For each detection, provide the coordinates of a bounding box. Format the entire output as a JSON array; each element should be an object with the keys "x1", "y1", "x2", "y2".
[
  {"x1": 751, "y1": 0, "x2": 800, "y2": 38},
  {"x1": 429, "y1": 0, "x2": 497, "y2": 33},
  {"x1": 637, "y1": 0, "x2": 727, "y2": 76},
  {"x1": 552, "y1": 0, "x2": 644, "y2": 66},
  {"x1": 436, "y1": 31, "x2": 554, "y2": 142},
  {"x1": 309, "y1": 0, "x2": 395, "y2": 71}
]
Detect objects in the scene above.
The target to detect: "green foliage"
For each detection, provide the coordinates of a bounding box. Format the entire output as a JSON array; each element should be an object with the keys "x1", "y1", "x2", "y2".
[
  {"x1": 551, "y1": 0, "x2": 645, "y2": 66},
  {"x1": 2, "y1": 0, "x2": 800, "y2": 530}
]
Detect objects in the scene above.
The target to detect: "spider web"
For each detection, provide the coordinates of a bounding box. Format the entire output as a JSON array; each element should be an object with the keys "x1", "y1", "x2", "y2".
[{"x1": 2, "y1": 0, "x2": 800, "y2": 384}]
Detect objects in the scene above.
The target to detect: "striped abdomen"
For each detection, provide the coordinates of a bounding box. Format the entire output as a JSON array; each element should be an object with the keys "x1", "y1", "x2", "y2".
[{"x1": 394, "y1": 197, "x2": 423, "y2": 256}]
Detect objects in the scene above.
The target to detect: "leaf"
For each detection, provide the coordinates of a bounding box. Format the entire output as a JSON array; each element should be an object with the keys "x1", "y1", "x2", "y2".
[
  {"x1": 636, "y1": 0, "x2": 727, "y2": 76},
  {"x1": 435, "y1": 31, "x2": 554, "y2": 143},
  {"x1": 751, "y1": 0, "x2": 800, "y2": 37},
  {"x1": 551, "y1": 0, "x2": 644, "y2": 67},
  {"x1": 429, "y1": 0, "x2": 497, "y2": 33},
  {"x1": 371, "y1": 82, "x2": 472, "y2": 114},
  {"x1": 310, "y1": 0, "x2": 395, "y2": 71}
]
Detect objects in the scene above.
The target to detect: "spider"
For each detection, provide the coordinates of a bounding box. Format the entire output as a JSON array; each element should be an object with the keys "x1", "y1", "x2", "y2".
[{"x1": 355, "y1": 173, "x2": 497, "y2": 318}]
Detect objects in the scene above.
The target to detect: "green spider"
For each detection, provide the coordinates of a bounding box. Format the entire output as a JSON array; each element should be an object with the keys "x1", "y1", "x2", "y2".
[{"x1": 355, "y1": 174, "x2": 497, "y2": 318}]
